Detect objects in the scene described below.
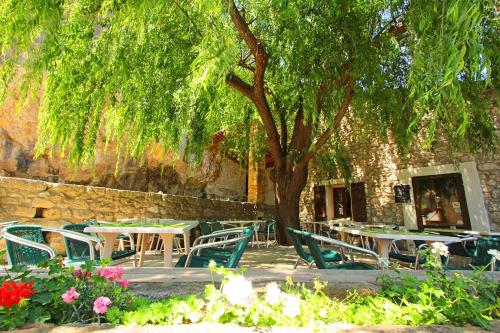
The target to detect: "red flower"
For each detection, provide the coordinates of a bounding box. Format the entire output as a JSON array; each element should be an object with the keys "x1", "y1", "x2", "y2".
[{"x1": 0, "y1": 280, "x2": 36, "y2": 308}]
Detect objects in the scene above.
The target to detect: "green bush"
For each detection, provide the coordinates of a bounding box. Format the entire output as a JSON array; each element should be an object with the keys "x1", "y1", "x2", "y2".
[{"x1": 1, "y1": 258, "x2": 498, "y2": 330}]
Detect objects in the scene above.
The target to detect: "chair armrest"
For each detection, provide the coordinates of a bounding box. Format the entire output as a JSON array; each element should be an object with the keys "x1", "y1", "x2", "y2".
[
  {"x1": 192, "y1": 228, "x2": 245, "y2": 247},
  {"x1": 0, "y1": 229, "x2": 56, "y2": 260},
  {"x1": 0, "y1": 221, "x2": 17, "y2": 228},
  {"x1": 310, "y1": 233, "x2": 382, "y2": 268},
  {"x1": 184, "y1": 236, "x2": 245, "y2": 267},
  {"x1": 45, "y1": 227, "x2": 102, "y2": 260}
]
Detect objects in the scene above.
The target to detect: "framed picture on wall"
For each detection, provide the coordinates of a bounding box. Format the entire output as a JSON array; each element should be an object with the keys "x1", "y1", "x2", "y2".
[{"x1": 394, "y1": 184, "x2": 411, "y2": 204}]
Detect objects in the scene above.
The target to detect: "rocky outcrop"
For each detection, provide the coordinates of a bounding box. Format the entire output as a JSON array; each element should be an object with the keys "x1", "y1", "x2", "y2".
[{"x1": 0, "y1": 85, "x2": 248, "y2": 201}]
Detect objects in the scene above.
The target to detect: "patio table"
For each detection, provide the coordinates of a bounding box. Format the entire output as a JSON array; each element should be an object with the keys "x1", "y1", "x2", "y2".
[
  {"x1": 358, "y1": 228, "x2": 460, "y2": 260},
  {"x1": 84, "y1": 220, "x2": 198, "y2": 268},
  {"x1": 424, "y1": 228, "x2": 500, "y2": 237},
  {"x1": 219, "y1": 220, "x2": 269, "y2": 248}
]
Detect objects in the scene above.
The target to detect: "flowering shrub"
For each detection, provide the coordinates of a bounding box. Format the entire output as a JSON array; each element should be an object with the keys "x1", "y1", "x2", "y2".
[
  {"x1": 0, "y1": 257, "x2": 498, "y2": 330},
  {"x1": 0, "y1": 280, "x2": 36, "y2": 308},
  {"x1": 110, "y1": 261, "x2": 499, "y2": 329},
  {"x1": 0, "y1": 259, "x2": 135, "y2": 330}
]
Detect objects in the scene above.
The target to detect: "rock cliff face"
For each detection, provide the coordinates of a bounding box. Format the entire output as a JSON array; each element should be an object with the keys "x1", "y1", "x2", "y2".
[{"x1": 0, "y1": 88, "x2": 247, "y2": 201}]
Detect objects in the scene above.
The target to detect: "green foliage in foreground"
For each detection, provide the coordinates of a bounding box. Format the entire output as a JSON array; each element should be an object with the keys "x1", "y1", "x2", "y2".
[
  {"x1": 106, "y1": 266, "x2": 499, "y2": 329},
  {"x1": 0, "y1": 258, "x2": 498, "y2": 330}
]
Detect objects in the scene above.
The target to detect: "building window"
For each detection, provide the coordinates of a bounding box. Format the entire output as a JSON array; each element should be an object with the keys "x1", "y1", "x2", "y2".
[{"x1": 412, "y1": 173, "x2": 471, "y2": 230}]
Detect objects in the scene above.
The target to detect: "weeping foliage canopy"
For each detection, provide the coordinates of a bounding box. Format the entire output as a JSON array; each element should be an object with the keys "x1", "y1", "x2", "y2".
[{"x1": 0, "y1": 0, "x2": 497, "y2": 170}]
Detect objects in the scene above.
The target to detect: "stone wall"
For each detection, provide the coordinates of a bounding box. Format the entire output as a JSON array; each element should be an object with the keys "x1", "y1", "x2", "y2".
[
  {"x1": 0, "y1": 176, "x2": 274, "y2": 258},
  {"x1": 300, "y1": 108, "x2": 499, "y2": 231}
]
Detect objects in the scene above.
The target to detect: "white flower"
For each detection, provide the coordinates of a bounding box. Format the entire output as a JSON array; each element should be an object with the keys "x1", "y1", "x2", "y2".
[
  {"x1": 282, "y1": 293, "x2": 301, "y2": 318},
  {"x1": 222, "y1": 275, "x2": 255, "y2": 308},
  {"x1": 379, "y1": 258, "x2": 390, "y2": 269},
  {"x1": 264, "y1": 282, "x2": 284, "y2": 305},
  {"x1": 430, "y1": 242, "x2": 449, "y2": 256},
  {"x1": 487, "y1": 249, "x2": 500, "y2": 261}
]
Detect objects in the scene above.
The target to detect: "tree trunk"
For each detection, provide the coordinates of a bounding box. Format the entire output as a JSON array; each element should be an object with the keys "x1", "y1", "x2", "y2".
[{"x1": 274, "y1": 165, "x2": 309, "y2": 245}]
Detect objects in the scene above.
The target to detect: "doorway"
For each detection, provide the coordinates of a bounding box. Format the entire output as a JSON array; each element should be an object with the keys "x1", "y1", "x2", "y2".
[{"x1": 332, "y1": 187, "x2": 351, "y2": 219}]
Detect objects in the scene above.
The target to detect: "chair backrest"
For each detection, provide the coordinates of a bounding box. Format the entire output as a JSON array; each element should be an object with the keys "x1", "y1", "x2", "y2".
[
  {"x1": 199, "y1": 221, "x2": 212, "y2": 236},
  {"x1": 300, "y1": 231, "x2": 328, "y2": 269},
  {"x1": 266, "y1": 219, "x2": 275, "y2": 232},
  {"x1": 62, "y1": 224, "x2": 92, "y2": 261},
  {"x1": 225, "y1": 226, "x2": 254, "y2": 268},
  {"x1": 210, "y1": 221, "x2": 223, "y2": 233},
  {"x1": 4, "y1": 225, "x2": 51, "y2": 266},
  {"x1": 471, "y1": 237, "x2": 500, "y2": 268},
  {"x1": 286, "y1": 227, "x2": 309, "y2": 262}
]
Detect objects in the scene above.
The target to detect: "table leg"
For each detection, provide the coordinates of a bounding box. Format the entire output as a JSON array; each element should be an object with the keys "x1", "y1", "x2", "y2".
[
  {"x1": 100, "y1": 233, "x2": 120, "y2": 259},
  {"x1": 253, "y1": 223, "x2": 260, "y2": 249},
  {"x1": 138, "y1": 233, "x2": 150, "y2": 268},
  {"x1": 159, "y1": 234, "x2": 175, "y2": 267},
  {"x1": 183, "y1": 231, "x2": 190, "y2": 255},
  {"x1": 376, "y1": 238, "x2": 392, "y2": 260}
]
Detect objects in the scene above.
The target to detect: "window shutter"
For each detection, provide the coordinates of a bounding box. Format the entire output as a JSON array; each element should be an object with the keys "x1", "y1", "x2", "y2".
[
  {"x1": 313, "y1": 186, "x2": 327, "y2": 221},
  {"x1": 351, "y1": 182, "x2": 367, "y2": 222}
]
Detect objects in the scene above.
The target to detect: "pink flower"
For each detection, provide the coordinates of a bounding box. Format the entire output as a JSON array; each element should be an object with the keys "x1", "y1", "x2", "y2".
[
  {"x1": 98, "y1": 266, "x2": 123, "y2": 282},
  {"x1": 93, "y1": 296, "x2": 112, "y2": 314},
  {"x1": 61, "y1": 287, "x2": 80, "y2": 304},
  {"x1": 120, "y1": 280, "x2": 130, "y2": 288}
]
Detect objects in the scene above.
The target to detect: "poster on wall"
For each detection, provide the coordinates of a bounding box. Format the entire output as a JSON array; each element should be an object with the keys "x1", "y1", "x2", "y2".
[{"x1": 394, "y1": 184, "x2": 411, "y2": 204}]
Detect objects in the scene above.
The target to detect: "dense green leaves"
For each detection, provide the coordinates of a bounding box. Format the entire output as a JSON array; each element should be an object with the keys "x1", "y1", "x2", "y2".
[{"x1": 0, "y1": 0, "x2": 497, "y2": 168}]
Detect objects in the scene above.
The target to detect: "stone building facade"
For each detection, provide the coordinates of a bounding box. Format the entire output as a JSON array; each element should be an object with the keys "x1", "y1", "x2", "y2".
[{"x1": 300, "y1": 112, "x2": 499, "y2": 232}]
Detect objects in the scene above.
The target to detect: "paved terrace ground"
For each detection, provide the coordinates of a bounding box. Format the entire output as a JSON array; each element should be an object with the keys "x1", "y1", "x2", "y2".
[{"x1": 120, "y1": 245, "x2": 498, "y2": 300}]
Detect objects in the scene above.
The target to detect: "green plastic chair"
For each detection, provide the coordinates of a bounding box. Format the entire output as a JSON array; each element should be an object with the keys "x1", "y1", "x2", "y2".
[
  {"x1": 189, "y1": 227, "x2": 247, "y2": 260},
  {"x1": 287, "y1": 227, "x2": 343, "y2": 268},
  {"x1": 389, "y1": 240, "x2": 427, "y2": 269},
  {"x1": 301, "y1": 231, "x2": 380, "y2": 270},
  {"x1": 61, "y1": 224, "x2": 137, "y2": 266},
  {"x1": 445, "y1": 237, "x2": 499, "y2": 271},
  {"x1": 199, "y1": 221, "x2": 212, "y2": 236},
  {"x1": 1, "y1": 225, "x2": 56, "y2": 266},
  {"x1": 209, "y1": 221, "x2": 224, "y2": 232},
  {"x1": 175, "y1": 226, "x2": 254, "y2": 268}
]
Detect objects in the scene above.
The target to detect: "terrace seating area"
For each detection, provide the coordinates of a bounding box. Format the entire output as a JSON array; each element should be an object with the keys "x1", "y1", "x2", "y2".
[{"x1": 1, "y1": 218, "x2": 499, "y2": 273}]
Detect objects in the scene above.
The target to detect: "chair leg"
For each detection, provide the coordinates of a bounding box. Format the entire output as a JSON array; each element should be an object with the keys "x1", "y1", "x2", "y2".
[{"x1": 293, "y1": 257, "x2": 301, "y2": 269}]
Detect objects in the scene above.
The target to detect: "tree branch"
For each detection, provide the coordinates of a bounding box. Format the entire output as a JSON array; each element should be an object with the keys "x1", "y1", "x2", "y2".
[
  {"x1": 226, "y1": 73, "x2": 254, "y2": 100},
  {"x1": 171, "y1": 0, "x2": 202, "y2": 37},
  {"x1": 294, "y1": 76, "x2": 355, "y2": 173},
  {"x1": 228, "y1": 0, "x2": 283, "y2": 167}
]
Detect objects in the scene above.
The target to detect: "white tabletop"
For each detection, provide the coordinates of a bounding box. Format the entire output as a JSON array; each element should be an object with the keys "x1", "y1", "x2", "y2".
[
  {"x1": 84, "y1": 220, "x2": 198, "y2": 234},
  {"x1": 219, "y1": 220, "x2": 268, "y2": 225},
  {"x1": 424, "y1": 228, "x2": 500, "y2": 237}
]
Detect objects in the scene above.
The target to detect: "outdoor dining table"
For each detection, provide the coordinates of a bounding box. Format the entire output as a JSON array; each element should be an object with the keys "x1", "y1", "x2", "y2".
[
  {"x1": 424, "y1": 228, "x2": 500, "y2": 237},
  {"x1": 84, "y1": 220, "x2": 198, "y2": 268},
  {"x1": 219, "y1": 220, "x2": 269, "y2": 248},
  {"x1": 329, "y1": 225, "x2": 461, "y2": 260}
]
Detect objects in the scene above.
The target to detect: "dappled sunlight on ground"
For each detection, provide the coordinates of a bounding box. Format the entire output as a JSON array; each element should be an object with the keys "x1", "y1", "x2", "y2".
[{"x1": 121, "y1": 243, "x2": 409, "y2": 270}]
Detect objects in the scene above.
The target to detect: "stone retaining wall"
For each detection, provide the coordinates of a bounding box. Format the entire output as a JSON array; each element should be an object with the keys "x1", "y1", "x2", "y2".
[{"x1": 0, "y1": 176, "x2": 274, "y2": 257}]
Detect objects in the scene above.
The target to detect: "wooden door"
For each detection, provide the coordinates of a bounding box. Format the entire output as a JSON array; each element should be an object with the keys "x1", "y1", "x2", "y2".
[
  {"x1": 350, "y1": 182, "x2": 367, "y2": 222},
  {"x1": 313, "y1": 186, "x2": 327, "y2": 221}
]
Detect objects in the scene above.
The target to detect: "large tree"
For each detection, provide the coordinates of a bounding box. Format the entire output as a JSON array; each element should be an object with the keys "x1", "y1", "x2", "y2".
[{"x1": 0, "y1": 0, "x2": 497, "y2": 244}]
